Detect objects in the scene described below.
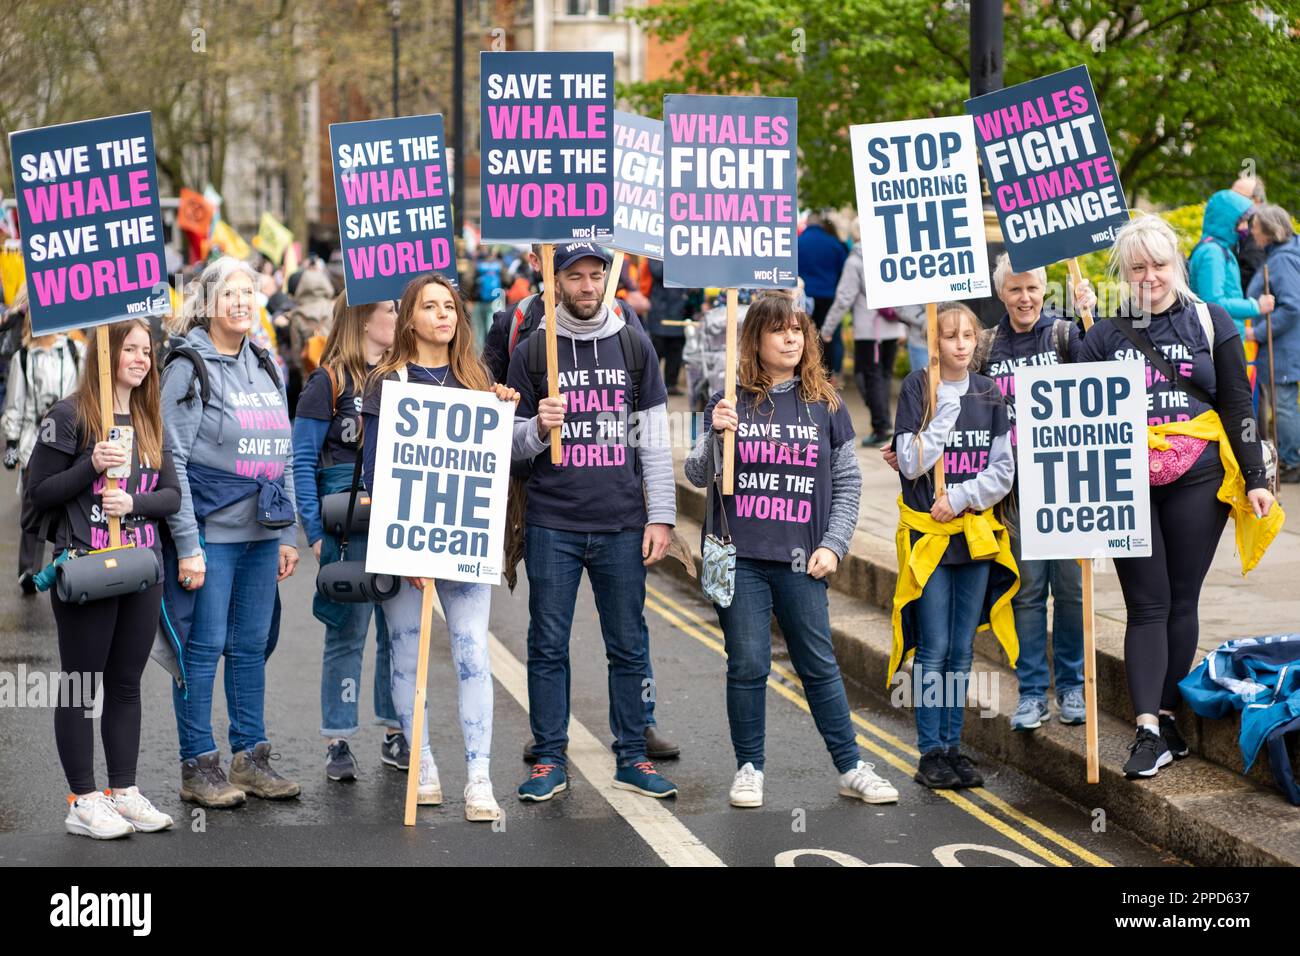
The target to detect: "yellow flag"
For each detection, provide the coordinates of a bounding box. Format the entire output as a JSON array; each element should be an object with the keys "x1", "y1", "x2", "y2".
[
  {"x1": 211, "y1": 220, "x2": 251, "y2": 260},
  {"x1": 1, "y1": 246, "x2": 26, "y2": 306},
  {"x1": 254, "y1": 212, "x2": 293, "y2": 265}
]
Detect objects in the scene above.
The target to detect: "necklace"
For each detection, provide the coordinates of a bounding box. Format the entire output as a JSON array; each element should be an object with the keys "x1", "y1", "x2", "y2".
[{"x1": 412, "y1": 361, "x2": 450, "y2": 386}]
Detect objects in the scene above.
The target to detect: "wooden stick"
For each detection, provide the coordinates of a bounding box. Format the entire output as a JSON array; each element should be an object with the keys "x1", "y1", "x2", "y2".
[
  {"x1": 604, "y1": 250, "x2": 625, "y2": 308},
  {"x1": 1067, "y1": 257, "x2": 1094, "y2": 332},
  {"x1": 1265, "y1": 264, "x2": 1279, "y2": 496},
  {"x1": 541, "y1": 244, "x2": 561, "y2": 465},
  {"x1": 722, "y1": 288, "x2": 738, "y2": 496},
  {"x1": 96, "y1": 325, "x2": 121, "y2": 549},
  {"x1": 925, "y1": 302, "x2": 945, "y2": 498},
  {"x1": 402, "y1": 579, "x2": 437, "y2": 826},
  {"x1": 1081, "y1": 558, "x2": 1099, "y2": 783}
]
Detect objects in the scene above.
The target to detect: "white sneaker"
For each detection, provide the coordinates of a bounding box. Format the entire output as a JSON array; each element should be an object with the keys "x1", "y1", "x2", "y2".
[
  {"x1": 464, "y1": 775, "x2": 501, "y2": 822},
  {"x1": 417, "y1": 751, "x2": 443, "y2": 805},
  {"x1": 729, "y1": 763, "x2": 764, "y2": 808},
  {"x1": 109, "y1": 786, "x2": 174, "y2": 833},
  {"x1": 64, "y1": 791, "x2": 134, "y2": 840},
  {"x1": 839, "y1": 760, "x2": 899, "y2": 804}
]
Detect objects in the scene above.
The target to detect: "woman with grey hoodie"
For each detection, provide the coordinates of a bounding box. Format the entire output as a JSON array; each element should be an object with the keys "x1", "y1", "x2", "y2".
[{"x1": 162, "y1": 257, "x2": 301, "y2": 809}]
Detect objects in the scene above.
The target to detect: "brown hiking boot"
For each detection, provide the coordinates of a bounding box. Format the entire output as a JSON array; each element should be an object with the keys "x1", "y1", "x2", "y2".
[
  {"x1": 180, "y1": 751, "x2": 246, "y2": 809},
  {"x1": 229, "y1": 742, "x2": 301, "y2": 800}
]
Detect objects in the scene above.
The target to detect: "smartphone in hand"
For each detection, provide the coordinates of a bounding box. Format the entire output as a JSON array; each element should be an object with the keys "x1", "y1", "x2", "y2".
[{"x1": 106, "y1": 425, "x2": 133, "y2": 480}]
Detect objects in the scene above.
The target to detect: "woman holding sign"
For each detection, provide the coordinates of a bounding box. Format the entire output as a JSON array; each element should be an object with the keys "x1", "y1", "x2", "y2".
[
  {"x1": 293, "y1": 292, "x2": 405, "y2": 782},
  {"x1": 163, "y1": 257, "x2": 301, "y2": 809},
  {"x1": 890, "y1": 303, "x2": 1018, "y2": 790},
  {"x1": 1080, "y1": 215, "x2": 1279, "y2": 779},
  {"x1": 24, "y1": 319, "x2": 179, "y2": 838},
  {"x1": 685, "y1": 294, "x2": 898, "y2": 808},
  {"x1": 361, "y1": 273, "x2": 518, "y2": 823}
]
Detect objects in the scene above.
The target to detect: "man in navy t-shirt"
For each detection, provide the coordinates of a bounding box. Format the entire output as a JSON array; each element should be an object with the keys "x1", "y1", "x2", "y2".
[{"x1": 507, "y1": 242, "x2": 679, "y2": 802}]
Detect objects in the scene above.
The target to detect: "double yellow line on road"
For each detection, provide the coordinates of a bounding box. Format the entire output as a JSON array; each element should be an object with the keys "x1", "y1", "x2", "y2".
[{"x1": 644, "y1": 582, "x2": 1112, "y2": 868}]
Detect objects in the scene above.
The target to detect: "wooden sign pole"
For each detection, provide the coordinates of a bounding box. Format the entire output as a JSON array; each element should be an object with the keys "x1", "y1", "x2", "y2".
[
  {"x1": 722, "y1": 288, "x2": 738, "y2": 495},
  {"x1": 96, "y1": 325, "x2": 122, "y2": 549},
  {"x1": 604, "y1": 250, "x2": 625, "y2": 308},
  {"x1": 402, "y1": 579, "x2": 437, "y2": 825},
  {"x1": 925, "y1": 302, "x2": 945, "y2": 497},
  {"x1": 541, "y1": 244, "x2": 562, "y2": 465},
  {"x1": 1066, "y1": 255, "x2": 1099, "y2": 782},
  {"x1": 1265, "y1": 264, "x2": 1279, "y2": 496}
]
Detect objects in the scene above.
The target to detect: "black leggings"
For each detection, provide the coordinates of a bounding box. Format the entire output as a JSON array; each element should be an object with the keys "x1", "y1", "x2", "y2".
[
  {"x1": 1113, "y1": 469, "x2": 1229, "y2": 717},
  {"x1": 854, "y1": 338, "x2": 898, "y2": 435},
  {"x1": 52, "y1": 583, "x2": 162, "y2": 793}
]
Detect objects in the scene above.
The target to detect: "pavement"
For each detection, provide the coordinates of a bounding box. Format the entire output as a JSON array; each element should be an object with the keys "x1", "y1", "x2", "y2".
[
  {"x1": 0, "y1": 466, "x2": 1171, "y2": 868},
  {"x1": 663, "y1": 374, "x2": 1300, "y2": 867}
]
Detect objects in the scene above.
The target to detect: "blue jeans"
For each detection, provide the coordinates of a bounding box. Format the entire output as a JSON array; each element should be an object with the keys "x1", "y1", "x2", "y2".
[
  {"x1": 320, "y1": 600, "x2": 399, "y2": 738},
  {"x1": 383, "y1": 578, "x2": 494, "y2": 772},
  {"x1": 715, "y1": 559, "x2": 859, "y2": 773},
  {"x1": 1010, "y1": 527, "x2": 1084, "y2": 701},
  {"x1": 913, "y1": 561, "x2": 990, "y2": 753},
  {"x1": 1275, "y1": 381, "x2": 1300, "y2": 468},
  {"x1": 524, "y1": 526, "x2": 649, "y2": 768},
  {"x1": 908, "y1": 343, "x2": 929, "y2": 375},
  {"x1": 172, "y1": 539, "x2": 279, "y2": 760}
]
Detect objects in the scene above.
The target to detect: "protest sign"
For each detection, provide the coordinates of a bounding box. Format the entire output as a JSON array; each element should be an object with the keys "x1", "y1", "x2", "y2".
[
  {"x1": 612, "y1": 111, "x2": 664, "y2": 259},
  {"x1": 966, "y1": 65, "x2": 1129, "y2": 272},
  {"x1": 850, "y1": 115, "x2": 990, "y2": 310},
  {"x1": 1014, "y1": 360, "x2": 1151, "y2": 561},
  {"x1": 662, "y1": 94, "x2": 798, "y2": 289},
  {"x1": 330, "y1": 113, "x2": 456, "y2": 304},
  {"x1": 364, "y1": 381, "x2": 513, "y2": 586},
  {"x1": 9, "y1": 111, "x2": 169, "y2": 335},
  {"x1": 479, "y1": 51, "x2": 614, "y2": 243}
]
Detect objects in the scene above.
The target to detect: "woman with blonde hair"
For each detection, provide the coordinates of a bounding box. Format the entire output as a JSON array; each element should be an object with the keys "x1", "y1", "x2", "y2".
[
  {"x1": 1080, "y1": 214, "x2": 1278, "y2": 778},
  {"x1": 361, "y1": 272, "x2": 518, "y2": 822},
  {"x1": 685, "y1": 293, "x2": 897, "y2": 808},
  {"x1": 24, "y1": 319, "x2": 179, "y2": 837}
]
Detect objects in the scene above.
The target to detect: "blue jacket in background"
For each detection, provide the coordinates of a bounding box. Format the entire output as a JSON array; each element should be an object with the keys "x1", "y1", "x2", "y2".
[
  {"x1": 797, "y1": 223, "x2": 848, "y2": 299},
  {"x1": 1179, "y1": 633, "x2": 1300, "y2": 772},
  {"x1": 1189, "y1": 190, "x2": 1259, "y2": 336},
  {"x1": 1247, "y1": 235, "x2": 1300, "y2": 385}
]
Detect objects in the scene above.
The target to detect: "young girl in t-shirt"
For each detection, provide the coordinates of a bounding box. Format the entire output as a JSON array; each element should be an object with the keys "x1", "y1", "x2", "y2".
[
  {"x1": 685, "y1": 293, "x2": 898, "y2": 809},
  {"x1": 24, "y1": 319, "x2": 180, "y2": 839},
  {"x1": 292, "y1": 292, "x2": 403, "y2": 782},
  {"x1": 361, "y1": 273, "x2": 518, "y2": 822},
  {"x1": 891, "y1": 303, "x2": 1018, "y2": 790}
]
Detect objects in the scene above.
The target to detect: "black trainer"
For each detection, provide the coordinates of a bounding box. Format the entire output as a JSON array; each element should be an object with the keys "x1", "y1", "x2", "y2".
[
  {"x1": 325, "y1": 740, "x2": 358, "y2": 781},
  {"x1": 1158, "y1": 713, "x2": 1190, "y2": 759},
  {"x1": 945, "y1": 748, "x2": 984, "y2": 788},
  {"x1": 914, "y1": 749, "x2": 962, "y2": 789},
  {"x1": 1123, "y1": 726, "x2": 1172, "y2": 778},
  {"x1": 18, "y1": 572, "x2": 36, "y2": 596},
  {"x1": 380, "y1": 732, "x2": 409, "y2": 770}
]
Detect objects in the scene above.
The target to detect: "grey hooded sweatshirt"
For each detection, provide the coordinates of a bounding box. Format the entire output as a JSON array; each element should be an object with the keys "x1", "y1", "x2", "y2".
[{"x1": 161, "y1": 326, "x2": 297, "y2": 557}]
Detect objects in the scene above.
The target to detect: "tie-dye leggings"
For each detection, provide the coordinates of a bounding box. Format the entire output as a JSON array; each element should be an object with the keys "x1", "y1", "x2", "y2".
[{"x1": 382, "y1": 579, "x2": 493, "y2": 777}]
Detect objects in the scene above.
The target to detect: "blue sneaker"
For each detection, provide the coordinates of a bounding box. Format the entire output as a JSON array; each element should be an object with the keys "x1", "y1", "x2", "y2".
[
  {"x1": 517, "y1": 762, "x2": 567, "y2": 802},
  {"x1": 1010, "y1": 696, "x2": 1050, "y2": 731},
  {"x1": 1057, "y1": 687, "x2": 1087, "y2": 725},
  {"x1": 613, "y1": 761, "x2": 678, "y2": 799}
]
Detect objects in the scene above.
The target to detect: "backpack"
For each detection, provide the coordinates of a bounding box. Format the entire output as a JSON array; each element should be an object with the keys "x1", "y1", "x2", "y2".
[{"x1": 164, "y1": 338, "x2": 283, "y2": 409}]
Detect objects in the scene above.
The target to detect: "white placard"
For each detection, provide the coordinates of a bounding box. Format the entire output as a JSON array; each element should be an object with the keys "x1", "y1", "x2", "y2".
[
  {"x1": 1014, "y1": 360, "x2": 1151, "y2": 560},
  {"x1": 364, "y1": 380, "x2": 513, "y2": 585},
  {"x1": 849, "y1": 115, "x2": 991, "y2": 309}
]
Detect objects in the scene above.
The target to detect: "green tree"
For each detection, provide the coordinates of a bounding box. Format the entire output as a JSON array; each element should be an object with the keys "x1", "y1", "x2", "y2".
[{"x1": 622, "y1": 0, "x2": 1300, "y2": 212}]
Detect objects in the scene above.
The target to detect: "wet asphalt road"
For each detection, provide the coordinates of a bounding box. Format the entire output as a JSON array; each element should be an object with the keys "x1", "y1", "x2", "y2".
[{"x1": 0, "y1": 471, "x2": 1177, "y2": 867}]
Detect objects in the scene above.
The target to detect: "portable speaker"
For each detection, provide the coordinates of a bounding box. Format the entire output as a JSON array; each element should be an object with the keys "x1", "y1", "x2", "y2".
[
  {"x1": 321, "y1": 491, "x2": 371, "y2": 536},
  {"x1": 56, "y1": 546, "x2": 161, "y2": 605},
  {"x1": 315, "y1": 560, "x2": 401, "y2": 604}
]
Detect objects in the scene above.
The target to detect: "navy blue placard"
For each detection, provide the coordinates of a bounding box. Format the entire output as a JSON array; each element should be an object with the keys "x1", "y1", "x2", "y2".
[
  {"x1": 9, "y1": 112, "x2": 168, "y2": 335},
  {"x1": 330, "y1": 113, "x2": 457, "y2": 305},
  {"x1": 479, "y1": 51, "x2": 614, "y2": 244},
  {"x1": 612, "y1": 111, "x2": 664, "y2": 258},
  {"x1": 965, "y1": 65, "x2": 1130, "y2": 272},
  {"x1": 662, "y1": 94, "x2": 798, "y2": 289}
]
